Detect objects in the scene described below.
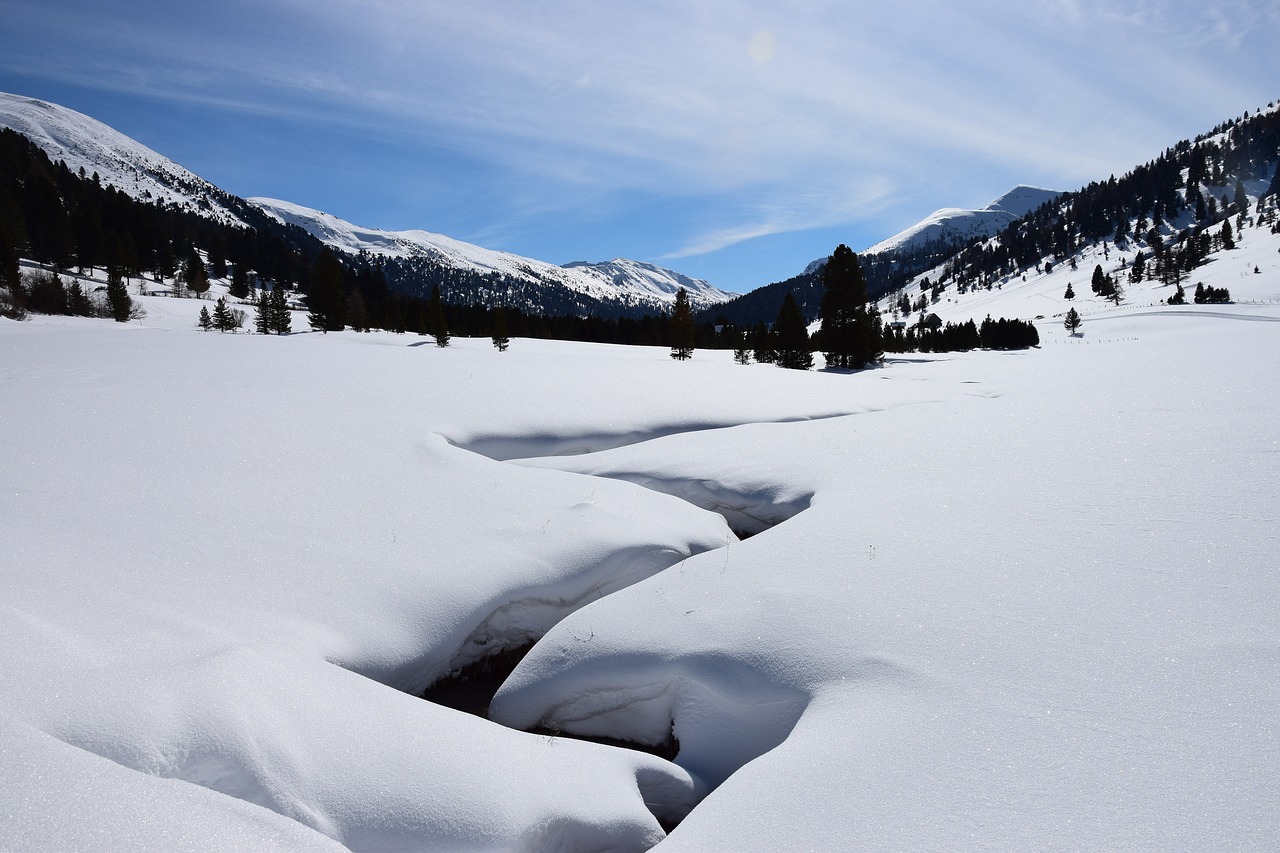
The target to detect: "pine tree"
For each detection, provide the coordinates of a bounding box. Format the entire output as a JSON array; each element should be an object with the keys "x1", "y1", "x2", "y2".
[
  {"x1": 749, "y1": 321, "x2": 775, "y2": 364},
  {"x1": 307, "y1": 249, "x2": 345, "y2": 332},
  {"x1": 668, "y1": 288, "x2": 695, "y2": 360},
  {"x1": 1221, "y1": 218, "x2": 1235, "y2": 250},
  {"x1": 820, "y1": 244, "x2": 879, "y2": 369},
  {"x1": 106, "y1": 267, "x2": 132, "y2": 322},
  {"x1": 268, "y1": 286, "x2": 291, "y2": 334},
  {"x1": 198, "y1": 304, "x2": 213, "y2": 331},
  {"x1": 1064, "y1": 282, "x2": 1075, "y2": 300},
  {"x1": 1130, "y1": 251, "x2": 1145, "y2": 283},
  {"x1": 1109, "y1": 277, "x2": 1124, "y2": 305},
  {"x1": 212, "y1": 296, "x2": 232, "y2": 331},
  {"x1": 254, "y1": 289, "x2": 272, "y2": 334},
  {"x1": 66, "y1": 280, "x2": 92, "y2": 316},
  {"x1": 491, "y1": 307, "x2": 510, "y2": 352},
  {"x1": 732, "y1": 330, "x2": 751, "y2": 365},
  {"x1": 431, "y1": 284, "x2": 449, "y2": 347},
  {"x1": 228, "y1": 265, "x2": 250, "y2": 299},
  {"x1": 181, "y1": 248, "x2": 209, "y2": 299},
  {"x1": 773, "y1": 292, "x2": 812, "y2": 370}
]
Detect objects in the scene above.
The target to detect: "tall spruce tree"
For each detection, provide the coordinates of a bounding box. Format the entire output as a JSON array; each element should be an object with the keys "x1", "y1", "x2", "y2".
[
  {"x1": 182, "y1": 248, "x2": 209, "y2": 299},
  {"x1": 228, "y1": 265, "x2": 250, "y2": 299},
  {"x1": 254, "y1": 289, "x2": 272, "y2": 334},
  {"x1": 820, "y1": 244, "x2": 874, "y2": 369},
  {"x1": 491, "y1": 307, "x2": 510, "y2": 352},
  {"x1": 211, "y1": 295, "x2": 231, "y2": 327},
  {"x1": 773, "y1": 292, "x2": 812, "y2": 370},
  {"x1": 668, "y1": 287, "x2": 695, "y2": 360},
  {"x1": 106, "y1": 267, "x2": 131, "y2": 322},
  {"x1": 268, "y1": 286, "x2": 291, "y2": 334},
  {"x1": 307, "y1": 248, "x2": 345, "y2": 332},
  {"x1": 431, "y1": 284, "x2": 450, "y2": 347},
  {"x1": 1064, "y1": 307, "x2": 1082, "y2": 336}
]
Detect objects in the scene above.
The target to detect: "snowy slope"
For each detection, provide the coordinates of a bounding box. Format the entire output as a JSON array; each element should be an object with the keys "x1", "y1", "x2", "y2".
[
  {"x1": 0, "y1": 92, "x2": 247, "y2": 226},
  {"x1": 250, "y1": 197, "x2": 732, "y2": 313},
  {"x1": 864, "y1": 184, "x2": 1061, "y2": 255},
  {"x1": 878, "y1": 181, "x2": 1280, "y2": 329},
  {"x1": 801, "y1": 185, "x2": 1061, "y2": 277}
]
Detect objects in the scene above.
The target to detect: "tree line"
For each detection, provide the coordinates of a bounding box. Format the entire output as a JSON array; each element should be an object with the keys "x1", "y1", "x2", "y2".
[{"x1": 702, "y1": 245, "x2": 1039, "y2": 370}]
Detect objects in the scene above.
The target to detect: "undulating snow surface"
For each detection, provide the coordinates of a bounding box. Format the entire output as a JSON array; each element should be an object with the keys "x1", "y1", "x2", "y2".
[{"x1": 4, "y1": 240, "x2": 1279, "y2": 850}]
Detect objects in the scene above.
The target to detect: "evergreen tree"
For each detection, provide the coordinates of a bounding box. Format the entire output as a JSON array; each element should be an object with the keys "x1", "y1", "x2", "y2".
[
  {"x1": 732, "y1": 330, "x2": 751, "y2": 365},
  {"x1": 1107, "y1": 277, "x2": 1124, "y2": 305},
  {"x1": 106, "y1": 267, "x2": 132, "y2": 322},
  {"x1": 819, "y1": 244, "x2": 880, "y2": 369},
  {"x1": 66, "y1": 280, "x2": 92, "y2": 316},
  {"x1": 773, "y1": 292, "x2": 812, "y2": 370},
  {"x1": 1090, "y1": 264, "x2": 1107, "y2": 295},
  {"x1": 1064, "y1": 307, "x2": 1082, "y2": 335},
  {"x1": 668, "y1": 287, "x2": 695, "y2": 360},
  {"x1": 181, "y1": 248, "x2": 209, "y2": 298},
  {"x1": 491, "y1": 307, "x2": 510, "y2": 352},
  {"x1": 749, "y1": 321, "x2": 775, "y2": 364},
  {"x1": 1221, "y1": 218, "x2": 1235, "y2": 250},
  {"x1": 307, "y1": 248, "x2": 345, "y2": 332},
  {"x1": 228, "y1": 265, "x2": 250, "y2": 300},
  {"x1": 1168, "y1": 283, "x2": 1186, "y2": 305},
  {"x1": 254, "y1": 289, "x2": 273, "y2": 334},
  {"x1": 0, "y1": 221, "x2": 19, "y2": 294},
  {"x1": 1130, "y1": 251, "x2": 1145, "y2": 283},
  {"x1": 430, "y1": 284, "x2": 449, "y2": 347},
  {"x1": 199, "y1": 304, "x2": 213, "y2": 331},
  {"x1": 212, "y1": 296, "x2": 232, "y2": 331},
  {"x1": 347, "y1": 288, "x2": 369, "y2": 332},
  {"x1": 268, "y1": 286, "x2": 291, "y2": 334},
  {"x1": 1064, "y1": 282, "x2": 1075, "y2": 300}
]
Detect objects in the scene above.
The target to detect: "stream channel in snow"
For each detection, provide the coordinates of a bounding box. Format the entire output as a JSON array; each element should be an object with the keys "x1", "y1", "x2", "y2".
[{"x1": 422, "y1": 422, "x2": 817, "y2": 832}]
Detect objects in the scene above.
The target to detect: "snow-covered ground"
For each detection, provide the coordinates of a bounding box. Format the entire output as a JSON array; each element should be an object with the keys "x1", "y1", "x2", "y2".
[{"x1": 2, "y1": 253, "x2": 1278, "y2": 850}]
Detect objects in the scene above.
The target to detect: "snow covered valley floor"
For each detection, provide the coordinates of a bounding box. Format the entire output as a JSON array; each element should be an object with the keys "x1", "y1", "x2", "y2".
[{"x1": 3, "y1": 285, "x2": 1280, "y2": 850}]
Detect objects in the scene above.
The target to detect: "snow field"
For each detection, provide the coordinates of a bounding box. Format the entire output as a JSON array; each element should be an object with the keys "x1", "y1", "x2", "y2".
[{"x1": 3, "y1": 253, "x2": 1279, "y2": 849}]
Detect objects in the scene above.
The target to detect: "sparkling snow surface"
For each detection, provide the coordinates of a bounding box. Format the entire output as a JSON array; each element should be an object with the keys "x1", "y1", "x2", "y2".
[{"x1": 3, "y1": 223, "x2": 1280, "y2": 850}]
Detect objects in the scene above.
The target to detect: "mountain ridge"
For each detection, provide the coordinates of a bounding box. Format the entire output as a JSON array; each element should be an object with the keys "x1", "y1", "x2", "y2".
[{"x1": 0, "y1": 91, "x2": 731, "y2": 317}]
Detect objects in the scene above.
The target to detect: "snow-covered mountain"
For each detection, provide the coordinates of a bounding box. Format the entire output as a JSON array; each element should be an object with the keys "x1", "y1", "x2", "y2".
[
  {"x1": 0, "y1": 92, "x2": 250, "y2": 227},
  {"x1": 0, "y1": 92, "x2": 730, "y2": 316},
  {"x1": 864, "y1": 185, "x2": 1062, "y2": 255},
  {"x1": 801, "y1": 185, "x2": 1062, "y2": 277},
  {"x1": 250, "y1": 197, "x2": 732, "y2": 314}
]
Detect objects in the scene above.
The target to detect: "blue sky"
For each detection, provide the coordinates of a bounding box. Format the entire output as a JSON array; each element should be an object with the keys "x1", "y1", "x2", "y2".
[{"x1": 2, "y1": 1, "x2": 1277, "y2": 293}]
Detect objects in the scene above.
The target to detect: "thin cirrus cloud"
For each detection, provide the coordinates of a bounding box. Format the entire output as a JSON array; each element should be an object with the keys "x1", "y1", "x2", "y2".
[{"x1": 2, "y1": 0, "x2": 1277, "y2": 283}]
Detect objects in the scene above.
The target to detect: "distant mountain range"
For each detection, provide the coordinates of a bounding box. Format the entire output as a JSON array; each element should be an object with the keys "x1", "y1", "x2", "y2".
[{"x1": 0, "y1": 92, "x2": 732, "y2": 318}]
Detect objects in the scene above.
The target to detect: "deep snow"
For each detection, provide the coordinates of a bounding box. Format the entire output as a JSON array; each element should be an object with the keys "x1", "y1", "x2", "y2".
[{"x1": 3, "y1": 249, "x2": 1279, "y2": 850}]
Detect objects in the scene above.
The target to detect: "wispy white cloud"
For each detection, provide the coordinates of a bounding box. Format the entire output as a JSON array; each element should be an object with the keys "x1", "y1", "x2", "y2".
[{"x1": 3, "y1": 0, "x2": 1277, "y2": 267}]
